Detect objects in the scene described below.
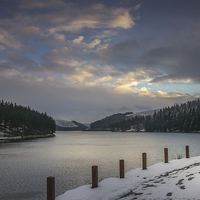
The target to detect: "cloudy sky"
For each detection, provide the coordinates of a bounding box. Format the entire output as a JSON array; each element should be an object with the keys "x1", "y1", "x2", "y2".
[{"x1": 1, "y1": 0, "x2": 200, "y2": 123}]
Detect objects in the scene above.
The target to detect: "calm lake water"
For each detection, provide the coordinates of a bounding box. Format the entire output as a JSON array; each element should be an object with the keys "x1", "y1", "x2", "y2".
[{"x1": 1, "y1": 131, "x2": 200, "y2": 200}]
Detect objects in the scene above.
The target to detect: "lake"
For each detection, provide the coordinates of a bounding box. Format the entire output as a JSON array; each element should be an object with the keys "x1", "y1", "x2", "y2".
[{"x1": 0, "y1": 131, "x2": 200, "y2": 200}]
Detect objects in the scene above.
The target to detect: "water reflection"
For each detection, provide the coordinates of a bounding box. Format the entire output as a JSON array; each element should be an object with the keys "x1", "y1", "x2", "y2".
[{"x1": 0, "y1": 131, "x2": 200, "y2": 200}]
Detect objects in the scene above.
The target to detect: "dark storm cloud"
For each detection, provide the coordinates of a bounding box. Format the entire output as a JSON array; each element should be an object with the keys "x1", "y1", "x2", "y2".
[
  {"x1": 94, "y1": 30, "x2": 200, "y2": 84},
  {"x1": 6, "y1": 50, "x2": 38, "y2": 69},
  {"x1": 0, "y1": 50, "x2": 44, "y2": 75},
  {"x1": 1, "y1": 0, "x2": 200, "y2": 123},
  {"x1": 0, "y1": 0, "x2": 136, "y2": 31},
  {"x1": 93, "y1": 40, "x2": 142, "y2": 66},
  {"x1": 41, "y1": 47, "x2": 77, "y2": 74},
  {"x1": 141, "y1": 38, "x2": 200, "y2": 83},
  {"x1": 91, "y1": 0, "x2": 200, "y2": 84}
]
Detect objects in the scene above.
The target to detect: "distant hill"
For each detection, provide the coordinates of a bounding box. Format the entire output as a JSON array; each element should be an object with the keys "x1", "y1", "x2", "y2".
[
  {"x1": 111, "y1": 99, "x2": 200, "y2": 132},
  {"x1": 55, "y1": 119, "x2": 88, "y2": 131},
  {"x1": 90, "y1": 99, "x2": 200, "y2": 133},
  {"x1": 83, "y1": 123, "x2": 90, "y2": 128},
  {"x1": 90, "y1": 112, "x2": 133, "y2": 131}
]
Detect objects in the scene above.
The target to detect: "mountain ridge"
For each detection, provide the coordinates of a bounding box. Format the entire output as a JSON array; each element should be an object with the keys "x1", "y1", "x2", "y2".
[
  {"x1": 55, "y1": 119, "x2": 88, "y2": 131},
  {"x1": 90, "y1": 99, "x2": 200, "y2": 133}
]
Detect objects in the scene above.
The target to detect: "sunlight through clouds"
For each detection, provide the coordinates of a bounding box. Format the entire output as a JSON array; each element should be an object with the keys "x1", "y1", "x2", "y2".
[
  {"x1": 72, "y1": 36, "x2": 101, "y2": 49},
  {"x1": 0, "y1": 0, "x2": 200, "y2": 122}
]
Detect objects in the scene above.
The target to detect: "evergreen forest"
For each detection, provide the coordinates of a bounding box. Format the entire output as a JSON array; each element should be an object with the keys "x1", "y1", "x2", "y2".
[
  {"x1": 91, "y1": 99, "x2": 200, "y2": 133},
  {"x1": 90, "y1": 112, "x2": 133, "y2": 130},
  {"x1": 144, "y1": 99, "x2": 200, "y2": 132},
  {"x1": 0, "y1": 100, "x2": 55, "y2": 136}
]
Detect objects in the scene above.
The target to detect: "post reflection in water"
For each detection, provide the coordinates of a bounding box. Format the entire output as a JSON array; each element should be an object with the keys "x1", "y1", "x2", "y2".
[{"x1": 0, "y1": 131, "x2": 200, "y2": 200}]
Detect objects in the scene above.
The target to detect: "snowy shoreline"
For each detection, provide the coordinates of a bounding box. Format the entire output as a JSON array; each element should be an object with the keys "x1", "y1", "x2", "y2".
[
  {"x1": 0, "y1": 133, "x2": 55, "y2": 141},
  {"x1": 56, "y1": 156, "x2": 200, "y2": 200}
]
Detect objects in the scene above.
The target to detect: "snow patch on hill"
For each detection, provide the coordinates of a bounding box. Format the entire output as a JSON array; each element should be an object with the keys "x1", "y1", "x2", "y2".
[
  {"x1": 55, "y1": 119, "x2": 78, "y2": 128},
  {"x1": 125, "y1": 109, "x2": 160, "y2": 119}
]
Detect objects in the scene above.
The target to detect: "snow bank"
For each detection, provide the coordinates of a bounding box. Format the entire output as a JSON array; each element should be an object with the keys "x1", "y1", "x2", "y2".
[{"x1": 56, "y1": 156, "x2": 200, "y2": 200}]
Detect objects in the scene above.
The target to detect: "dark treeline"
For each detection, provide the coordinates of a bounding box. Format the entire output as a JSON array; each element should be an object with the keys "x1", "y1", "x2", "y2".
[
  {"x1": 111, "y1": 99, "x2": 200, "y2": 132},
  {"x1": 0, "y1": 100, "x2": 55, "y2": 136},
  {"x1": 144, "y1": 99, "x2": 200, "y2": 132},
  {"x1": 90, "y1": 112, "x2": 133, "y2": 130},
  {"x1": 110, "y1": 115, "x2": 145, "y2": 132}
]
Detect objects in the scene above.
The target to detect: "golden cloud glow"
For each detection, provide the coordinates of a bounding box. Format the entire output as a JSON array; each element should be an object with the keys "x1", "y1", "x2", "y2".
[
  {"x1": 167, "y1": 78, "x2": 193, "y2": 83},
  {"x1": 72, "y1": 36, "x2": 101, "y2": 49},
  {"x1": 111, "y1": 12, "x2": 135, "y2": 29},
  {"x1": 54, "y1": 34, "x2": 65, "y2": 42},
  {"x1": 48, "y1": 4, "x2": 136, "y2": 34},
  {"x1": 94, "y1": 76, "x2": 113, "y2": 84},
  {"x1": 72, "y1": 36, "x2": 84, "y2": 44}
]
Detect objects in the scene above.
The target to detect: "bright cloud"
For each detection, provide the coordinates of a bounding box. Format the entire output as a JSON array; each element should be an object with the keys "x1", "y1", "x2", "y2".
[
  {"x1": 111, "y1": 11, "x2": 136, "y2": 29},
  {"x1": 72, "y1": 36, "x2": 101, "y2": 49},
  {"x1": 0, "y1": 0, "x2": 200, "y2": 122},
  {"x1": 47, "y1": 3, "x2": 137, "y2": 34}
]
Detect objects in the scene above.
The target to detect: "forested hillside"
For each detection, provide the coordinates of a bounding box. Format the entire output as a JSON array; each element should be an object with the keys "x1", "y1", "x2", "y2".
[
  {"x1": 0, "y1": 100, "x2": 55, "y2": 137},
  {"x1": 144, "y1": 99, "x2": 200, "y2": 132},
  {"x1": 110, "y1": 115, "x2": 145, "y2": 132},
  {"x1": 90, "y1": 112, "x2": 133, "y2": 130},
  {"x1": 92, "y1": 99, "x2": 200, "y2": 133}
]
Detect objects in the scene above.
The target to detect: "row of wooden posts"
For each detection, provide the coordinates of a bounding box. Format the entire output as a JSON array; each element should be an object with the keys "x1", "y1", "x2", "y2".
[{"x1": 47, "y1": 145, "x2": 190, "y2": 200}]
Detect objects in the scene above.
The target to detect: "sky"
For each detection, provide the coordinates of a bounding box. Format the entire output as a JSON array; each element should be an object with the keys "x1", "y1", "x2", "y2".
[{"x1": 0, "y1": 0, "x2": 200, "y2": 124}]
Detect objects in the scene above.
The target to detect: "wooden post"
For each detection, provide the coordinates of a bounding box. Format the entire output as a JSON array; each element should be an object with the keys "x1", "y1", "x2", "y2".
[
  {"x1": 119, "y1": 159, "x2": 124, "y2": 178},
  {"x1": 164, "y1": 148, "x2": 168, "y2": 163},
  {"x1": 142, "y1": 153, "x2": 147, "y2": 170},
  {"x1": 92, "y1": 165, "x2": 98, "y2": 188},
  {"x1": 186, "y1": 145, "x2": 189, "y2": 158},
  {"x1": 47, "y1": 176, "x2": 55, "y2": 200}
]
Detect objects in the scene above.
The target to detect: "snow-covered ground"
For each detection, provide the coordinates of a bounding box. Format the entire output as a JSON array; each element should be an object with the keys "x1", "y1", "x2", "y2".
[{"x1": 56, "y1": 156, "x2": 200, "y2": 200}]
